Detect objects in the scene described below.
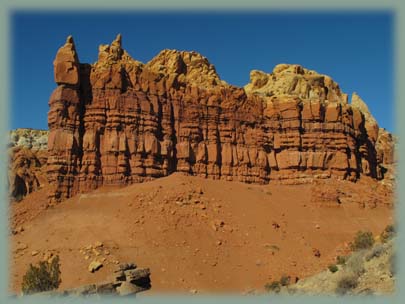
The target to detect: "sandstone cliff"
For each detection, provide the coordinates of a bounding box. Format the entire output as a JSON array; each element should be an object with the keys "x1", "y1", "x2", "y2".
[{"x1": 46, "y1": 34, "x2": 395, "y2": 202}]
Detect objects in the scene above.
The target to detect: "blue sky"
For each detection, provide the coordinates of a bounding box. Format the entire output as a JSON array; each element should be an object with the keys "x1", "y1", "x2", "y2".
[{"x1": 11, "y1": 11, "x2": 394, "y2": 132}]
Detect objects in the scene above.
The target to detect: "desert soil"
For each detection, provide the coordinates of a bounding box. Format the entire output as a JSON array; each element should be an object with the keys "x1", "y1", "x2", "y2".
[{"x1": 9, "y1": 173, "x2": 393, "y2": 295}]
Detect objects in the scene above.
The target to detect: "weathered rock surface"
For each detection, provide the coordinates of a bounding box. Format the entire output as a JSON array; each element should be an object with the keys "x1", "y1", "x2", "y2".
[
  {"x1": 53, "y1": 35, "x2": 80, "y2": 86},
  {"x1": 46, "y1": 35, "x2": 396, "y2": 202},
  {"x1": 8, "y1": 129, "x2": 49, "y2": 201},
  {"x1": 8, "y1": 147, "x2": 48, "y2": 201},
  {"x1": 88, "y1": 260, "x2": 103, "y2": 273},
  {"x1": 375, "y1": 128, "x2": 397, "y2": 188}
]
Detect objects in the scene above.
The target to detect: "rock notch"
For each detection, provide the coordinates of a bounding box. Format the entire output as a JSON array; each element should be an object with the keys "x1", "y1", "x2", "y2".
[{"x1": 46, "y1": 35, "x2": 395, "y2": 202}]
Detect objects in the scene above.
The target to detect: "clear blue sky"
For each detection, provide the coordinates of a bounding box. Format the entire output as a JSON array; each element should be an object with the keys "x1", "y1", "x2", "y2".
[{"x1": 11, "y1": 11, "x2": 394, "y2": 132}]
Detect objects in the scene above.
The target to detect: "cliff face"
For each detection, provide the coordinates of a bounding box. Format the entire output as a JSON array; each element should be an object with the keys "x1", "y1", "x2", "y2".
[{"x1": 47, "y1": 35, "x2": 395, "y2": 202}]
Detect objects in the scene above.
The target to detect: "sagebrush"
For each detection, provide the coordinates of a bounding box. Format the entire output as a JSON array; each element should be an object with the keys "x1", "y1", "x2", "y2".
[
  {"x1": 280, "y1": 275, "x2": 290, "y2": 286},
  {"x1": 350, "y1": 231, "x2": 374, "y2": 251},
  {"x1": 345, "y1": 252, "x2": 365, "y2": 276},
  {"x1": 365, "y1": 244, "x2": 386, "y2": 261},
  {"x1": 264, "y1": 281, "x2": 281, "y2": 293},
  {"x1": 335, "y1": 273, "x2": 358, "y2": 295},
  {"x1": 336, "y1": 255, "x2": 347, "y2": 265},
  {"x1": 381, "y1": 224, "x2": 395, "y2": 243}
]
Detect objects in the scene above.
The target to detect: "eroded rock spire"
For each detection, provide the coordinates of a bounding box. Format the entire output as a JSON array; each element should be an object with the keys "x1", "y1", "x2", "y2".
[
  {"x1": 53, "y1": 35, "x2": 80, "y2": 86},
  {"x1": 351, "y1": 92, "x2": 379, "y2": 142},
  {"x1": 97, "y1": 34, "x2": 125, "y2": 64},
  {"x1": 66, "y1": 35, "x2": 74, "y2": 44},
  {"x1": 112, "y1": 33, "x2": 122, "y2": 47}
]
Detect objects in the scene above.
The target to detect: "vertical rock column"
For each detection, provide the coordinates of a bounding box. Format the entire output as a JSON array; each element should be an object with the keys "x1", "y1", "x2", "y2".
[
  {"x1": 351, "y1": 93, "x2": 379, "y2": 178},
  {"x1": 47, "y1": 36, "x2": 83, "y2": 202}
]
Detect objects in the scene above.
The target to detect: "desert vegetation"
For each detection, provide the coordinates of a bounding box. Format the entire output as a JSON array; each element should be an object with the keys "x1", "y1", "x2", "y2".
[
  {"x1": 350, "y1": 231, "x2": 375, "y2": 251},
  {"x1": 21, "y1": 255, "x2": 61, "y2": 295},
  {"x1": 265, "y1": 225, "x2": 396, "y2": 295},
  {"x1": 328, "y1": 264, "x2": 338, "y2": 273}
]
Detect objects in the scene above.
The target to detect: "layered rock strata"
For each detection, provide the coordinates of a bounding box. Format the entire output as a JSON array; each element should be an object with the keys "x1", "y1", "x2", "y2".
[{"x1": 47, "y1": 34, "x2": 395, "y2": 202}]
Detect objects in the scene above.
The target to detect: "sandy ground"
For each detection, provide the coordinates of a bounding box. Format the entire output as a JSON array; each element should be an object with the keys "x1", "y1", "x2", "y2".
[{"x1": 9, "y1": 173, "x2": 394, "y2": 295}]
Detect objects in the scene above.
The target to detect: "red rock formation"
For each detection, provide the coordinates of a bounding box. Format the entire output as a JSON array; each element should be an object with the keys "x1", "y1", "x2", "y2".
[
  {"x1": 47, "y1": 35, "x2": 395, "y2": 202},
  {"x1": 8, "y1": 147, "x2": 48, "y2": 201}
]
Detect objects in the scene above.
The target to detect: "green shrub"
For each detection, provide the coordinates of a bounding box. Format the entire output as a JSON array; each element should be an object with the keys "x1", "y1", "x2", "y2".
[
  {"x1": 264, "y1": 281, "x2": 281, "y2": 293},
  {"x1": 336, "y1": 255, "x2": 347, "y2": 265},
  {"x1": 335, "y1": 273, "x2": 358, "y2": 295},
  {"x1": 21, "y1": 256, "x2": 61, "y2": 294},
  {"x1": 381, "y1": 225, "x2": 395, "y2": 243},
  {"x1": 280, "y1": 275, "x2": 290, "y2": 286},
  {"x1": 350, "y1": 231, "x2": 374, "y2": 251},
  {"x1": 328, "y1": 264, "x2": 338, "y2": 273}
]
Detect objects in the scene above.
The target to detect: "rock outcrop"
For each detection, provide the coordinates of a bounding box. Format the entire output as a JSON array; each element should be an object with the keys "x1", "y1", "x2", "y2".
[
  {"x1": 8, "y1": 129, "x2": 49, "y2": 201},
  {"x1": 46, "y1": 35, "x2": 395, "y2": 202},
  {"x1": 375, "y1": 128, "x2": 397, "y2": 188},
  {"x1": 9, "y1": 129, "x2": 49, "y2": 150},
  {"x1": 8, "y1": 147, "x2": 48, "y2": 201},
  {"x1": 29, "y1": 262, "x2": 150, "y2": 297}
]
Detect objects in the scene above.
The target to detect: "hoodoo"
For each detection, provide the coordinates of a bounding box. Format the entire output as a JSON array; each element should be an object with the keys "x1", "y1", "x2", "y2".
[{"x1": 46, "y1": 35, "x2": 395, "y2": 202}]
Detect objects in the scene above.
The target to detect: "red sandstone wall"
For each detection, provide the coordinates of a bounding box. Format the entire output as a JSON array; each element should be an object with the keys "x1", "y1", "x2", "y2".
[{"x1": 47, "y1": 35, "x2": 394, "y2": 202}]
